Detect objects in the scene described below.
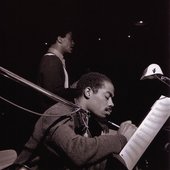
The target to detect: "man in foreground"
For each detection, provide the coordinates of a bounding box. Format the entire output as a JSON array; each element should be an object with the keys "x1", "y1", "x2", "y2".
[{"x1": 12, "y1": 72, "x2": 137, "y2": 170}]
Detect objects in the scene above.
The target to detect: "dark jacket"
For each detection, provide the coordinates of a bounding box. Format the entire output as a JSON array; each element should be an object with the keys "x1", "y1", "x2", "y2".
[
  {"x1": 13, "y1": 103, "x2": 127, "y2": 170},
  {"x1": 37, "y1": 54, "x2": 74, "y2": 111}
]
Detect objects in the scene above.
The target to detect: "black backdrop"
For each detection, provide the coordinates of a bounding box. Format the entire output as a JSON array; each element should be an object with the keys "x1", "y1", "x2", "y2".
[{"x1": 0, "y1": 0, "x2": 170, "y2": 169}]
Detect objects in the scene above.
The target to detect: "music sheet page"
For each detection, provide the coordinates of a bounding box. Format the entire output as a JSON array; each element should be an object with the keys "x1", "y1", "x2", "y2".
[{"x1": 119, "y1": 95, "x2": 170, "y2": 170}]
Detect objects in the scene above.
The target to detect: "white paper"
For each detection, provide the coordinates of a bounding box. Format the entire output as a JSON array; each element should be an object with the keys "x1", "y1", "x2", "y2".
[{"x1": 119, "y1": 95, "x2": 170, "y2": 170}]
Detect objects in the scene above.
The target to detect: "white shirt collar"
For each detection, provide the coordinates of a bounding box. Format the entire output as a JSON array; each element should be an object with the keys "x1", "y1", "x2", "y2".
[{"x1": 48, "y1": 48, "x2": 64, "y2": 62}]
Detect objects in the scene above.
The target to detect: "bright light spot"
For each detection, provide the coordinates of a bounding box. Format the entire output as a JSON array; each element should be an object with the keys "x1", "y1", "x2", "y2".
[{"x1": 134, "y1": 20, "x2": 146, "y2": 26}]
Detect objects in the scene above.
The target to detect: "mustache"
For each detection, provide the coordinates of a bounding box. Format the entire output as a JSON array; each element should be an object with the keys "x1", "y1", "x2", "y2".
[{"x1": 105, "y1": 107, "x2": 113, "y2": 113}]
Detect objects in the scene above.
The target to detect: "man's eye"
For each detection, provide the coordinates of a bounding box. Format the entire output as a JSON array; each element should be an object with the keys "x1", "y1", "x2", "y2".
[{"x1": 105, "y1": 96, "x2": 109, "y2": 100}]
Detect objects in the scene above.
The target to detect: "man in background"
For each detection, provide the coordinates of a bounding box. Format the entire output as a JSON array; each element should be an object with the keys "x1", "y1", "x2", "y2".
[{"x1": 37, "y1": 27, "x2": 75, "y2": 112}]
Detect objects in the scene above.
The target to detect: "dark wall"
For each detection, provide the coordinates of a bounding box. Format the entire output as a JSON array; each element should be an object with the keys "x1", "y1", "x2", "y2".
[{"x1": 0, "y1": 0, "x2": 169, "y2": 169}]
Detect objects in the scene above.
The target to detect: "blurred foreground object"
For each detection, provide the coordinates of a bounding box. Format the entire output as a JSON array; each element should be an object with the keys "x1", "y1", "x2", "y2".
[{"x1": 0, "y1": 149, "x2": 17, "y2": 170}]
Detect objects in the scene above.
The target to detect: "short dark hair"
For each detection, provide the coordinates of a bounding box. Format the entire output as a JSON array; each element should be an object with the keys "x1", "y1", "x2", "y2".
[
  {"x1": 57, "y1": 26, "x2": 73, "y2": 38},
  {"x1": 46, "y1": 23, "x2": 75, "y2": 45},
  {"x1": 76, "y1": 72, "x2": 113, "y2": 97}
]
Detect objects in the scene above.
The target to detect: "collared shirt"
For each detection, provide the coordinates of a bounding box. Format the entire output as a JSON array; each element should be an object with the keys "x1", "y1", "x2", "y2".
[{"x1": 47, "y1": 48, "x2": 69, "y2": 88}]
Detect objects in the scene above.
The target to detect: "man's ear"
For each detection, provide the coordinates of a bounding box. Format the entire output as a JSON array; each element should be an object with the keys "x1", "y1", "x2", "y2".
[
  {"x1": 84, "y1": 87, "x2": 92, "y2": 99},
  {"x1": 57, "y1": 36, "x2": 62, "y2": 44}
]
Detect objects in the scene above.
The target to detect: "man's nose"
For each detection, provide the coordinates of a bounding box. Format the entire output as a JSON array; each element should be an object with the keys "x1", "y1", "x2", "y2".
[
  {"x1": 108, "y1": 98, "x2": 114, "y2": 107},
  {"x1": 72, "y1": 40, "x2": 75, "y2": 46}
]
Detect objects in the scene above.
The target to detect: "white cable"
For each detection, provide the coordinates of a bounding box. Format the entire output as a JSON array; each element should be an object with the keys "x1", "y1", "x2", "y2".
[{"x1": 0, "y1": 95, "x2": 80, "y2": 117}]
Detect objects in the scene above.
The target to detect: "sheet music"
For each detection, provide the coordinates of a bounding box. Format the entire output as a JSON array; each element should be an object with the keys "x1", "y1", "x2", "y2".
[{"x1": 119, "y1": 95, "x2": 170, "y2": 170}]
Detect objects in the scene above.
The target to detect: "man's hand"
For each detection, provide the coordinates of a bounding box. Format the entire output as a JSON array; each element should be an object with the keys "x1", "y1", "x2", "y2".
[{"x1": 118, "y1": 120, "x2": 137, "y2": 141}]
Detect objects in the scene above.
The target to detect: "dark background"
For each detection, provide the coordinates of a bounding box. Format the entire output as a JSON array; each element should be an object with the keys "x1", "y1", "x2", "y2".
[{"x1": 0, "y1": 0, "x2": 170, "y2": 169}]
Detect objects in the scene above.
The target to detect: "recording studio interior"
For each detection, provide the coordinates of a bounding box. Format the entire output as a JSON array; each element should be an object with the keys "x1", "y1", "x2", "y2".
[{"x1": 0, "y1": 0, "x2": 170, "y2": 170}]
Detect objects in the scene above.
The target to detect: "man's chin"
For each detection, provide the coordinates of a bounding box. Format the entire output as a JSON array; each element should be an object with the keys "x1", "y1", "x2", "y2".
[
  {"x1": 96, "y1": 116, "x2": 109, "y2": 123},
  {"x1": 68, "y1": 48, "x2": 73, "y2": 53}
]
